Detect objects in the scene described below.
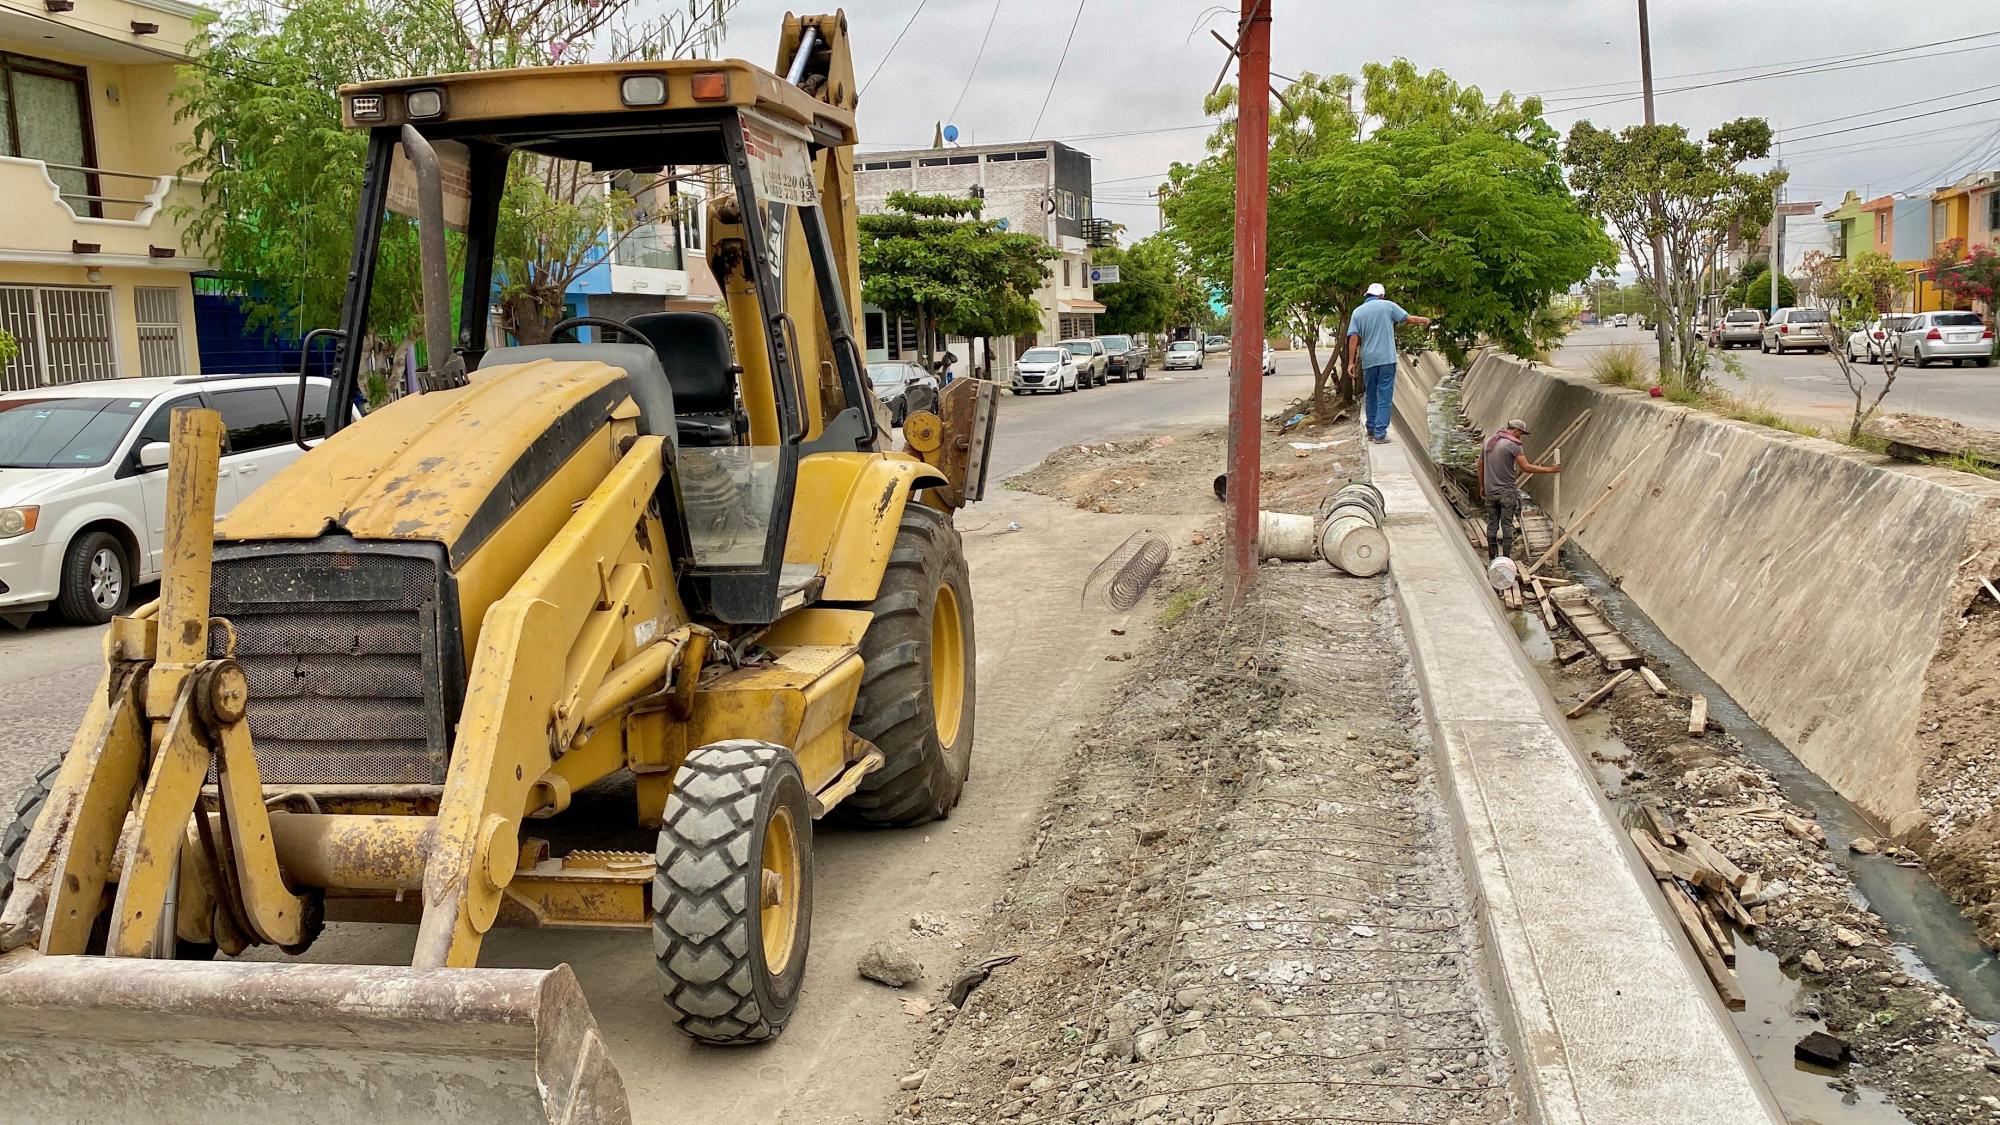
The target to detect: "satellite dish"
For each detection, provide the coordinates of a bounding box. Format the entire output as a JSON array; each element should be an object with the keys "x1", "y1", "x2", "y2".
[{"x1": 943, "y1": 124, "x2": 960, "y2": 143}]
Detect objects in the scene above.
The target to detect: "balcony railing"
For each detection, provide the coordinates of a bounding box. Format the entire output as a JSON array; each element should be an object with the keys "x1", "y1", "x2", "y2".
[{"x1": 40, "y1": 161, "x2": 174, "y2": 222}]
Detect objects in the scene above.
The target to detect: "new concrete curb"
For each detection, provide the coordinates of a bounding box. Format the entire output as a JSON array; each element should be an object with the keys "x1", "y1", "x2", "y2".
[{"x1": 1370, "y1": 424, "x2": 1784, "y2": 1124}]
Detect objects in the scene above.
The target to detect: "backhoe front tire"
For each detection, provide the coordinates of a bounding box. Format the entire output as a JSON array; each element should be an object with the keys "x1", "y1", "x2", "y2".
[
  {"x1": 841, "y1": 502, "x2": 975, "y2": 827},
  {"x1": 655, "y1": 740, "x2": 812, "y2": 1045}
]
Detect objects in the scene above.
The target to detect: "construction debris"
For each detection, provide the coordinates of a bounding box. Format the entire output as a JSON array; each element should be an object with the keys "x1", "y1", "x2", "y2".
[
  {"x1": 1547, "y1": 584, "x2": 1643, "y2": 669},
  {"x1": 1566, "y1": 668, "x2": 1634, "y2": 719},
  {"x1": 1627, "y1": 823, "x2": 1753, "y2": 1010},
  {"x1": 1637, "y1": 666, "x2": 1668, "y2": 696},
  {"x1": 1688, "y1": 693, "x2": 1709, "y2": 736}
]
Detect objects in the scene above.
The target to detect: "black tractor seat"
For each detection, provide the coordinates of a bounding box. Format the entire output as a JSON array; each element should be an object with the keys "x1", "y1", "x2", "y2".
[{"x1": 623, "y1": 311, "x2": 745, "y2": 448}]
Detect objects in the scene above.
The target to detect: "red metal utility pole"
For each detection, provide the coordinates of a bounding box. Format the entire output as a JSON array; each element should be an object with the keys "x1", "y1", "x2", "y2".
[{"x1": 1226, "y1": 0, "x2": 1271, "y2": 600}]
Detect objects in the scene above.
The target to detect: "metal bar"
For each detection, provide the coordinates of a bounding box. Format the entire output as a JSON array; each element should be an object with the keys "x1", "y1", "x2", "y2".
[
  {"x1": 1226, "y1": 0, "x2": 1272, "y2": 601},
  {"x1": 454, "y1": 141, "x2": 508, "y2": 367},
  {"x1": 785, "y1": 25, "x2": 820, "y2": 84},
  {"x1": 328, "y1": 129, "x2": 396, "y2": 436},
  {"x1": 398, "y1": 125, "x2": 463, "y2": 392},
  {"x1": 107, "y1": 697, "x2": 212, "y2": 957},
  {"x1": 57, "y1": 194, "x2": 153, "y2": 206},
  {"x1": 38, "y1": 161, "x2": 166, "y2": 181}
]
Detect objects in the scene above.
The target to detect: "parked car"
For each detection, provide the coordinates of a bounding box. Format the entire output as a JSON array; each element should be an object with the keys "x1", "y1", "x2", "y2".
[
  {"x1": 1610, "y1": 314, "x2": 1628, "y2": 328},
  {"x1": 0, "y1": 372, "x2": 332, "y2": 627},
  {"x1": 1060, "y1": 338, "x2": 1108, "y2": 387},
  {"x1": 1203, "y1": 334, "x2": 1230, "y2": 353},
  {"x1": 1164, "y1": 340, "x2": 1205, "y2": 370},
  {"x1": 1011, "y1": 346, "x2": 1079, "y2": 394},
  {"x1": 1843, "y1": 315, "x2": 1912, "y2": 365},
  {"x1": 866, "y1": 361, "x2": 937, "y2": 425},
  {"x1": 1098, "y1": 335, "x2": 1148, "y2": 382},
  {"x1": 1710, "y1": 308, "x2": 1765, "y2": 349},
  {"x1": 1894, "y1": 310, "x2": 1995, "y2": 368},
  {"x1": 1761, "y1": 307, "x2": 1832, "y2": 354}
]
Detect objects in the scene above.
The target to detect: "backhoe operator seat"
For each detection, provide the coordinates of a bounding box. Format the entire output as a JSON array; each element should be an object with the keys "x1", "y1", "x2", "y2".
[
  {"x1": 623, "y1": 312, "x2": 743, "y2": 448},
  {"x1": 477, "y1": 343, "x2": 679, "y2": 448}
]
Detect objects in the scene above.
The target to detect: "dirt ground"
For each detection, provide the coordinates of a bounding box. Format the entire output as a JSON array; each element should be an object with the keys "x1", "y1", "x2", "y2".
[
  {"x1": 888, "y1": 420, "x2": 1516, "y2": 1124},
  {"x1": 1914, "y1": 574, "x2": 2000, "y2": 952},
  {"x1": 1008, "y1": 426, "x2": 1365, "y2": 517},
  {"x1": 1542, "y1": 592, "x2": 2000, "y2": 1124}
]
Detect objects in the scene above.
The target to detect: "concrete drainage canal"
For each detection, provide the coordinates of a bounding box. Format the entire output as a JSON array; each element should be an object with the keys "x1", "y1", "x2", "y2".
[{"x1": 1416, "y1": 362, "x2": 2000, "y2": 1125}]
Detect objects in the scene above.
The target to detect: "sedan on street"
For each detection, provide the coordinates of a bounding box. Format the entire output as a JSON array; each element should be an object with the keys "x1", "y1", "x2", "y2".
[
  {"x1": 1844, "y1": 315, "x2": 1912, "y2": 365},
  {"x1": 1710, "y1": 308, "x2": 1765, "y2": 349},
  {"x1": 1761, "y1": 307, "x2": 1832, "y2": 354},
  {"x1": 1895, "y1": 310, "x2": 1994, "y2": 367},
  {"x1": 1164, "y1": 340, "x2": 1205, "y2": 370},
  {"x1": 1011, "y1": 346, "x2": 1079, "y2": 394},
  {"x1": 867, "y1": 361, "x2": 937, "y2": 425}
]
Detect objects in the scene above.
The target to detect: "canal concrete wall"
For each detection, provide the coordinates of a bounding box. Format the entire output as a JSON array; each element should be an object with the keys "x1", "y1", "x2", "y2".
[{"x1": 1421, "y1": 350, "x2": 2000, "y2": 835}]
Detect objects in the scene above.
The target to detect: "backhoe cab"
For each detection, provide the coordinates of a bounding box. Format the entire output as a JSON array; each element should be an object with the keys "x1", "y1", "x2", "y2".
[{"x1": 0, "y1": 13, "x2": 995, "y2": 1122}]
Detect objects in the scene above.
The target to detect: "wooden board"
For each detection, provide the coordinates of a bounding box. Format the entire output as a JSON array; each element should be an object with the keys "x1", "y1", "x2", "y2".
[
  {"x1": 1660, "y1": 883, "x2": 1746, "y2": 1011},
  {"x1": 1519, "y1": 506, "x2": 1557, "y2": 561},
  {"x1": 1565, "y1": 668, "x2": 1633, "y2": 719},
  {"x1": 1547, "y1": 586, "x2": 1644, "y2": 669},
  {"x1": 1688, "y1": 693, "x2": 1709, "y2": 736},
  {"x1": 1638, "y1": 666, "x2": 1669, "y2": 696}
]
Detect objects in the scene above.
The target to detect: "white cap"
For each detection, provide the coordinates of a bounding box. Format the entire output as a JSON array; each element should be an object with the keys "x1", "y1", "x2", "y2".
[{"x1": 1366, "y1": 282, "x2": 1386, "y2": 297}]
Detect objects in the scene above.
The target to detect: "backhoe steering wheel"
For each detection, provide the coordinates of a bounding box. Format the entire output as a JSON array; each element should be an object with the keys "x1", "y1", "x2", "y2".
[{"x1": 547, "y1": 315, "x2": 645, "y2": 344}]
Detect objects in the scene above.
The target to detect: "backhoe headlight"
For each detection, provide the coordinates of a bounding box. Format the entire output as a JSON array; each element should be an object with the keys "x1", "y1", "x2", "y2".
[
  {"x1": 621, "y1": 74, "x2": 667, "y2": 106},
  {"x1": 0, "y1": 506, "x2": 38, "y2": 539},
  {"x1": 405, "y1": 88, "x2": 445, "y2": 119}
]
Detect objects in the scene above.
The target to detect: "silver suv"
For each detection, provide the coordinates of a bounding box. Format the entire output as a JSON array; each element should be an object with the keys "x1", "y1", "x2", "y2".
[
  {"x1": 1711, "y1": 308, "x2": 1764, "y2": 349},
  {"x1": 1060, "y1": 338, "x2": 1108, "y2": 388},
  {"x1": 1761, "y1": 307, "x2": 1831, "y2": 354}
]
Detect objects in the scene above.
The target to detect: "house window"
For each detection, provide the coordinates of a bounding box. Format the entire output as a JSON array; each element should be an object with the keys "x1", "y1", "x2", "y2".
[
  {"x1": 1987, "y1": 192, "x2": 2000, "y2": 232},
  {"x1": 1062, "y1": 259, "x2": 1071, "y2": 287},
  {"x1": 1934, "y1": 206, "x2": 1949, "y2": 245},
  {"x1": 676, "y1": 179, "x2": 706, "y2": 257},
  {"x1": 133, "y1": 287, "x2": 183, "y2": 377},
  {"x1": 1877, "y1": 212, "x2": 1888, "y2": 243},
  {"x1": 864, "y1": 311, "x2": 886, "y2": 352},
  {"x1": 0, "y1": 52, "x2": 98, "y2": 217},
  {"x1": 0, "y1": 285, "x2": 116, "y2": 391}
]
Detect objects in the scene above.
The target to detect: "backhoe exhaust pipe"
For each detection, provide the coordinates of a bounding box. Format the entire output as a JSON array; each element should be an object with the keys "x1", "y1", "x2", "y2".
[{"x1": 400, "y1": 124, "x2": 467, "y2": 393}]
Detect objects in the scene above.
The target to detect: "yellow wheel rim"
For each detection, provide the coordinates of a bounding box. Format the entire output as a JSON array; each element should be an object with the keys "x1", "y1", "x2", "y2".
[
  {"x1": 930, "y1": 582, "x2": 966, "y2": 746},
  {"x1": 760, "y1": 805, "x2": 802, "y2": 973}
]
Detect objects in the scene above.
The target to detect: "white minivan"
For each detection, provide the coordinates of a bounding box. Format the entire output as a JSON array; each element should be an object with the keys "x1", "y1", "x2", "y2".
[{"x1": 0, "y1": 372, "x2": 331, "y2": 626}]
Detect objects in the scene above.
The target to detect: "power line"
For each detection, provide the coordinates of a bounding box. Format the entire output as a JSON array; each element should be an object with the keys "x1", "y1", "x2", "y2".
[
  {"x1": 1777, "y1": 81, "x2": 2000, "y2": 134},
  {"x1": 859, "y1": 0, "x2": 929, "y2": 97},
  {"x1": 1534, "y1": 30, "x2": 1999, "y2": 97},
  {"x1": 1779, "y1": 96, "x2": 2000, "y2": 145},
  {"x1": 946, "y1": 0, "x2": 1003, "y2": 126},
  {"x1": 1542, "y1": 33, "x2": 2000, "y2": 115},
  {"x1": 1029, "y1": 0, "x2": 1090, "y2": 140}
]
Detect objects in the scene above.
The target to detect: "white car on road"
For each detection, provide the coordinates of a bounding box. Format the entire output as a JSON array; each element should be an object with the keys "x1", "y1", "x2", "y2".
[
  {"x1": 1010, "y1": 346, "x2": 1079, "y2": 394},
  {"x1": 1164, "y1": 340, "x2": 1205, "y2": 370},
  {"x1": 0, "y1": 373, "x2": 331, "y2": 626},
  {"x1": 1894, "y1": 310, "x2": 1994, "y2": 368}
]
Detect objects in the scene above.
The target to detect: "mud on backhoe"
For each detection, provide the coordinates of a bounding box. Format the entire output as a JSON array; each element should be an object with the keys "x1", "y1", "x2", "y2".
[{"x1": 0, "y1": 12, "x2": 998, "y2": 1121}]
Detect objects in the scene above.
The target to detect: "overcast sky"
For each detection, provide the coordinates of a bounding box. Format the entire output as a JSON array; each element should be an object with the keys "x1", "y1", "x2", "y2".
[{"x1": 715, "y1": 1, "x2": 2000, "y2": 240}]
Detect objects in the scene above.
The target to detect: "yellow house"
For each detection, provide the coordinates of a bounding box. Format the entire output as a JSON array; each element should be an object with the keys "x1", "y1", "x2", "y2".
[{"x1": 0, "y1": 0, "x2": 205, "y2": 391}]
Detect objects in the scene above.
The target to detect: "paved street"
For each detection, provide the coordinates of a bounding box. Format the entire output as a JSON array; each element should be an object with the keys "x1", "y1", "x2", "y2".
[{"x1": 1554, "y1": 323, "x2": 2000, "y2": 433}]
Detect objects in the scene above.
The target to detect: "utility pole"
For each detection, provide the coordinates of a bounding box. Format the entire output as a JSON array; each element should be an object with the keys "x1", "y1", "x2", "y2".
[
  {"x1": 1638, "y1": 0, "x2": 1672, "y2": 380},
  {"x1": 1225, "y1": 0, "x2": 1271, "y2": 601},
  {"x1": 1771, "y1": 138, "x2": 1785, "y2": 314}
]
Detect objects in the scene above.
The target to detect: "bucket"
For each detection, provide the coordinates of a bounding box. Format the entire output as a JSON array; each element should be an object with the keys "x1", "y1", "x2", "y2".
[
  {"x1": 1321, "y1": 483, "x2": 1385, "y2": 525},
  {"x1": 1486, "y1": 556, "x2": 1518, "y2": 590},
  {"x1": 1258, "y1": 510, "x2": 1319, "y2": 560},
  {"x1": 1318, "y1": 514, "x2": 1390, "y2": 577}
]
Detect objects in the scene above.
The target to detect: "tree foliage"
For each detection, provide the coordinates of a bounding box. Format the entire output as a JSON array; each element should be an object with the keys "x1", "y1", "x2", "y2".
[
  {"x1": 858, "y1": 192, "x2": 1054, "y2": 351},
  {"x1": 1563, "y1": 117, "x2": 1783, "y2": 389},
  {"x1": 175, "y1": 0, "x2": 735, "y2": 356},
  {"x1": 1926, "y1": 238, "x2": 2000, "y2": 308},
  {"x1": 1092, "y1": 236, "x2": 1180, "y2": 336},
  {"x1": 1164, "y1": 58, "x2": 1611, "y2": 412},
  {"x1": 1727, "y1": 260, "x2": 1796, "y2": 311}
]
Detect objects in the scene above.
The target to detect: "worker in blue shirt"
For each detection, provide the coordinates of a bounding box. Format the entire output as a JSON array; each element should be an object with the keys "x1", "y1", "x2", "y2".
[{"x1": 1345, "y1": 283, "x2": 1433, "y2": 444}]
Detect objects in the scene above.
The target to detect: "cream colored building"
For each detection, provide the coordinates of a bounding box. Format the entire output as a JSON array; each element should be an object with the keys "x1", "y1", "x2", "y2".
[{"x1": 0, "y1": 0, "x2": 205, "y2": 391}]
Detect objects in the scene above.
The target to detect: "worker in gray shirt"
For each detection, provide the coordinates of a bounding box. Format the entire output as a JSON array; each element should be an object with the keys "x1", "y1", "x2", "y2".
[{"x1": 1481, "y1": 418, "x2": 1561, "y2": 562}]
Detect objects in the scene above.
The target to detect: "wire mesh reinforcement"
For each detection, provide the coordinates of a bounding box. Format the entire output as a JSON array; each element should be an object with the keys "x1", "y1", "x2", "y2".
[{"x1": 1080, "y1": 530, "x2": 1172, "y2": 611}]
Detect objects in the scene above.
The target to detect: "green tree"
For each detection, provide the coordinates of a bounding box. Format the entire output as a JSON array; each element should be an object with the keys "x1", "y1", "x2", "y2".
[
  {"x1": 0, "y1": 328, "x2": 17, "y2": 367},
  {"x1": 858, "y1": 192, "x2": 1054, "y2": 370},
  {"x1": 1825, "y1": 250, "x2": 1914, "y2": 442},
  {"x1": 1727, "y1": 261, "x2": 1796, "y2": 311},
  {"x1": 175, "y1": 0, "x2": 735, "y2": 361},
  {"x1": 1093, "y1": 236, "x2": 1179, "y2": 336},
  {"x1": 1563, "y1": 118, "x2": 1783, "y2": 390}
]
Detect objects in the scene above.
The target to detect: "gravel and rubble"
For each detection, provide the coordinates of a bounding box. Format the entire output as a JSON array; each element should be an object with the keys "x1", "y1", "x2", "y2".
[
  {"x1": 891, "y1": 422, "x2": 1514, "y2": 1125},
  {"x1": 1544, "y1": 610, "x2": 2000, "y2": 1124}
]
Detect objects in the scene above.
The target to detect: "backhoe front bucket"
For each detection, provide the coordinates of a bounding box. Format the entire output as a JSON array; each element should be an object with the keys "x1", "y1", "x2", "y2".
[{"x1": 0, "y1": 951, "x2": 629, "y2": 1124}]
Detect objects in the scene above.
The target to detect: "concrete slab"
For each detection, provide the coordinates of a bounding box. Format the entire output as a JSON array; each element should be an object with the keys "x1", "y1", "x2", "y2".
[{"x1": 1369, "y1": 431, "x2": 1784, "y2": 1125}]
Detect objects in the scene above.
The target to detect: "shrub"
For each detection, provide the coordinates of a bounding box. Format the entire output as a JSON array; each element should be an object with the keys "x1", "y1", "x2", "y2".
[{"x1": 1587, "y1": 344, "x2": 1648, "y2": 388}]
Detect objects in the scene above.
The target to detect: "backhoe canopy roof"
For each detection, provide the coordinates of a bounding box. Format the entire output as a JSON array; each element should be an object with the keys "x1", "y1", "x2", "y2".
[{"x1": 338, "y1": 59, "x2": 857, "y2": 163}]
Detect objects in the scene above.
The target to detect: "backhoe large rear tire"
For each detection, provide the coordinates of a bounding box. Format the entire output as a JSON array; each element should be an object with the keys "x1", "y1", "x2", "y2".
[
  {"x1": 654, "y1": 740, "x2": 812, "y2": 1045},
  {"x1": 841, "y1": 501, "x2": 975, "y2": 827},
  {"x1": 1, "y1": 757, "x2": 59, "y2": 905}
]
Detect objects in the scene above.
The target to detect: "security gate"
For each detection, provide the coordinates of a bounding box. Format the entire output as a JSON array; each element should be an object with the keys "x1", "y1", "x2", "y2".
[
  {"x1": 135, "y1": 287, "x2": 184, "y2": 377},
  {"x1": 0, "y1": 285, "x2": 117, "y2": 391}
]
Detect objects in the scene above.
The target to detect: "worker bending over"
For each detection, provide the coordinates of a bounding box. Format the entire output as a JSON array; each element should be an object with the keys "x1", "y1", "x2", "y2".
[{"x1": 1482, "y1": 417, "x2": 1560, "y2": 562}]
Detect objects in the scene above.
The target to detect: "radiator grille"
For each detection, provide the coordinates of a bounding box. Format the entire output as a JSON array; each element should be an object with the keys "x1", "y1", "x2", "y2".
[{"x1": 210, "y1": 543, "x2": 455, "y2": 785}]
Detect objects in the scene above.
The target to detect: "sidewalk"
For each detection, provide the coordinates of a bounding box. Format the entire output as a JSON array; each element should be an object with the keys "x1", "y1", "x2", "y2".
[{"x1": 1369, "y1": 428, "x2": 1785, "y2": 1125}]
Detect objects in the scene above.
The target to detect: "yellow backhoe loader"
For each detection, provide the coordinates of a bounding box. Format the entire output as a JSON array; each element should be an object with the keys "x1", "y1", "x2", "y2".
[{"x1": 0, "y1": 12, "x2": 997, "y2": 1121}]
